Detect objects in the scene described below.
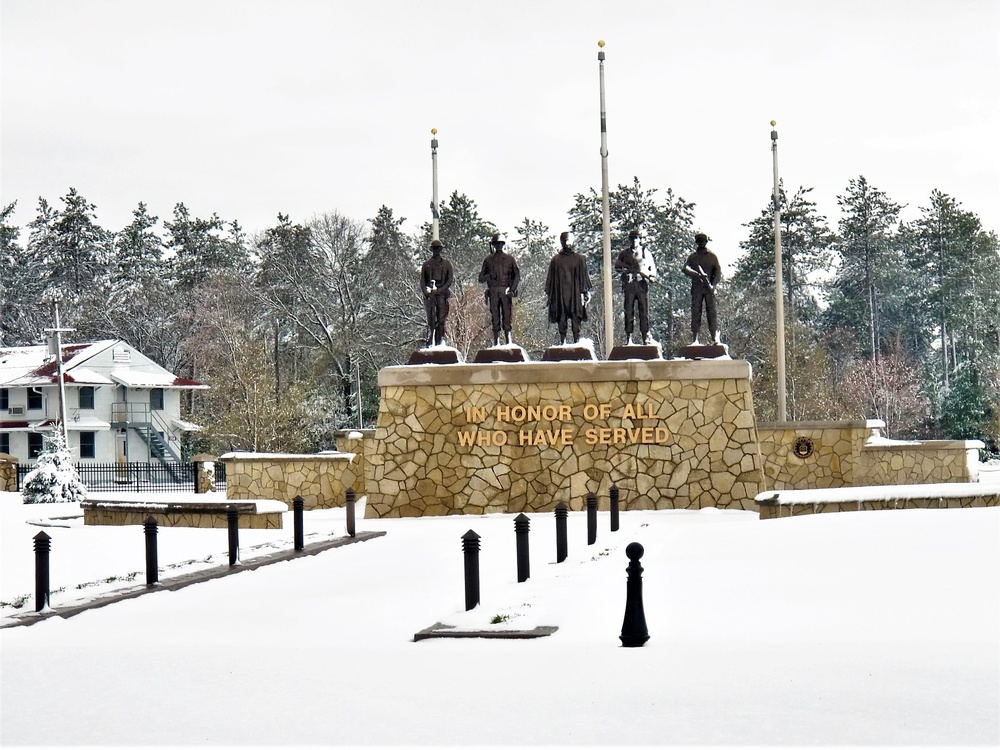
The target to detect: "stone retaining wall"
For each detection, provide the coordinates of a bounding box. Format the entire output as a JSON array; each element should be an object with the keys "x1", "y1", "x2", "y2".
[
  {"x1": 221, "y1": 451, "x2": 362, "y2": 509},
  {"x1": 366, "y1": 360, "x2": 763, "y2": 517}
]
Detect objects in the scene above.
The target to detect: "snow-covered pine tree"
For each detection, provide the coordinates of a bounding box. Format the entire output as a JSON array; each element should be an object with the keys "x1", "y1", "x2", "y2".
[{"x1": 22, "y1": 432, "x2": 87, "y2": 504}]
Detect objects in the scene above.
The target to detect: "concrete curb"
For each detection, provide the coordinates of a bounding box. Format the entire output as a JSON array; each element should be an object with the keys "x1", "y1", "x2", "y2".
[{"x1": 413, "y1": 622, "x2": 558, "y2": 641}]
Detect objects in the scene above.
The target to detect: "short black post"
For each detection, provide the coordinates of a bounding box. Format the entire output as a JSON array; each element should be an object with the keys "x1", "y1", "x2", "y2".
[
  {"x1": 227, "y1": 507, "x2": 240, "y2": 567},
  {"x1": 514, "y1": 513, "x2": 530, "y2": 583},
  {"x1": 610, "y1": 485, "x2": 620, "y2": 532},
  {"x1": 587, "y1": 492, "x2": 598, "y2": 545},
  {"x1": 345, "y1": 488, "x2": 356, "y2": 537},
  {"x1": 293, "y1": 496, "x2": 305, "y2": 551},
  {"x1": 555, "y1": 502, "x2": 568, "y2": 563},
  {"x1": 619, "y1": 542, "x2": 650, "y2": 647},
  {"x1": 33, "y1": 531, "x2": 51, "y2": 612},
  {"x1": 144, "y1": 516, "x2": 159, "y2": 586},
  {"x1": 462, "y1": 530, "x2": 481, "y2": 611}
]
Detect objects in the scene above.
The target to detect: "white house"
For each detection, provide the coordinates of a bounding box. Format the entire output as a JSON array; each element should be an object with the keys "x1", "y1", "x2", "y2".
[{"x1": 0, "y1": 340, "x2": 207, "y2": 465}]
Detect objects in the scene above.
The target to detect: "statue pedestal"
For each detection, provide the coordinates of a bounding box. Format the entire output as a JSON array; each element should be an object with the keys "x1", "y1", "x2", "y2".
[
  {"x1": 473, "y1": 346, "x2": 528, "y2": 364},
  {"x1": 407, "y1": 347, "x2": 464, "y2": 365},
  {"x1": 608, "y1": 344, "x2": 662, "y2": 361},
  {"x1": 677, "y1": 342, "x2": 729, "y2": 360},
  {"x1": 542, "y1": 344, "x2": 596, "y2": 362}
]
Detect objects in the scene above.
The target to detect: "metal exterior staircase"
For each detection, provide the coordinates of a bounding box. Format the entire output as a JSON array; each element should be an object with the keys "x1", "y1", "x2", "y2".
[
  {"x1": 130, "y1": 423, "x2": 186, "y2": 482},
  {"x1": 111, "y1": 400, "x2": 186, "y2": 482}
]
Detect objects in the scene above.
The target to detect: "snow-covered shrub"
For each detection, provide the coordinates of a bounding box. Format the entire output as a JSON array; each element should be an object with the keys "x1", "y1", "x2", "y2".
[{"x1": 22, "y1": 432, "x2": 87, "y2": 504}]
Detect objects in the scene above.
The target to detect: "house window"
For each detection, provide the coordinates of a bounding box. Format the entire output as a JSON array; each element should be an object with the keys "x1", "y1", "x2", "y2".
[
  {"x1": 79, "y1": 431, "x2": 96, "y2": 459},
  {"x1": 28, "y1": 433, "x2": 43, "y2": 458},
  {"x1": 0, "y1": 433, "x2": 9, "y2": 455},
  {"x1": 0, "y1": 389, "x2": 8, "y2": 410},
  {"x1": 79, "y1": 386, "x2": 95, "y2": 410},
  {"x1": 27, "y1": 390, "x2": 43, "y2": 411},
  {"x1": 150, "y1": 388, "x2": 164, "y2": 411}
]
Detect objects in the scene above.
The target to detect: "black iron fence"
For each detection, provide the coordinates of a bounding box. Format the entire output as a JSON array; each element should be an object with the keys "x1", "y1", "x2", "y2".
[{"x1": 16, "y1": 461, "x2": 227, "y2": 493}]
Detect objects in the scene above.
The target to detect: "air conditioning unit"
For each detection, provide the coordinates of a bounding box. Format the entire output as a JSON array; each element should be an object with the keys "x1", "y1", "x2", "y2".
[{"x1": 8, "y1": 406, "x2": 25, "y2": 416}]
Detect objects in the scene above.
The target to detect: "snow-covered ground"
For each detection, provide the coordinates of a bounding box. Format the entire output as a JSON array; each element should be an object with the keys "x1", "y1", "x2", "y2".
[{"x1": 1, "y1": 484, "x2": 997, "y2": 746}]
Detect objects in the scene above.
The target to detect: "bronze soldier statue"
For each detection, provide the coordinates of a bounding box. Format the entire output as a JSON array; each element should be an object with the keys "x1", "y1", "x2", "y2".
[
  {"x1": 614, "y1": 229, "x2": 657, "y2": 345},
  {"x1": 420, "y1": 239, "x2": 454, "y2": 347},
  {"x1": 479, "y1": 233, "x2": 521, "y2": 346},
  {"x1": 682, "y1": 232, "x2": 722, "y2": 344},
  {"x1": 545, "y1": 232, "x2": 593, "y2": 345}
]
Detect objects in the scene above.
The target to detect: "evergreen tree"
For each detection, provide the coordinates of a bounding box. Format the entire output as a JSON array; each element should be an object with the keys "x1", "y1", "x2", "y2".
[
  {"x1": 47, "y1": 188, "x2": 110, "y2": 299},
  {"x1": 939, "y1": 362, "x2": 997, "y2": 456},
  {"x1": 0, "y1": 202, "x2": 47, "y2": 345},
  {"x1": 166, "y1": 203, "x2": 249, "y2": 289},
  {"x1": 364, "y1": 206, "x2": 423, "y2": 370},
  {"x1": 728, "y1": 185, "x2": 835, "y2": 420},
  {"x1": 904, "y1": 190, "x2": 992, "y2": 391},
  {"x1": 85, "y1": 203, "x2": 172, "y2": 357},
  {"x1": 22, "y1": 432, "x2": 87, "y2": 504},
  {"x1": 824, "y1": 176, "x2": 907, "y2": 359}
]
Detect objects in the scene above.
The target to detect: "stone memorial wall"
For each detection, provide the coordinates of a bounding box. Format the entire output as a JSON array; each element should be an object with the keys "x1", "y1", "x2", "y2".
[{"x1": 365, "y1": 360, "x2": 764, "y2": 518}]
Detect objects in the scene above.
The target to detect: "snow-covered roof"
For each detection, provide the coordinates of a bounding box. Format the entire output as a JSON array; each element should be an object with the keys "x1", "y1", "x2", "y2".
[
  {"x1": 171, "y1": 418, "x2": 203, "y2": 432},
  {"x1": 110, "y1": 370, "x2": 207, "y2": 389},
  {"x1": 0, "y1": 340, "x2": 205, "y2": 390},
  {"x1": 0, "y1": 419, "x2": 55, "y2": 432},
  {"x1": 65, "y1": 417, "x2": 112, "y2": 431}
]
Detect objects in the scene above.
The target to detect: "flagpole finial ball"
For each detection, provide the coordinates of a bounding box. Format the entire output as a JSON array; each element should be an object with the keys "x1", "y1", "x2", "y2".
[
  {"x1": 598, "y1": 40, "x2": 605, "y2": 48},
  {"x1": 431, "y1": 128, "x2": 437, "y2": 135},
  {"x1": 770, "y1": 120, "x2": 776, "y2": 127}
]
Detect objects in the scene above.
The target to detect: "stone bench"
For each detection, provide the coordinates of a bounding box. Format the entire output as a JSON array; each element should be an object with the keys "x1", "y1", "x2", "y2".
[
  {"x1": 81, "y1": 494, "x2": 287, "y2": 529},
  {"x1": 756, "y1": 483, "x2": 1000, "y2": 520}
]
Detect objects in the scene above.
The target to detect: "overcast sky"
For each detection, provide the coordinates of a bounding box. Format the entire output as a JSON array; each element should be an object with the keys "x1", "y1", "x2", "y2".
[{"x1": 2, "y1": 0, "x2": 998, "y2": 272}]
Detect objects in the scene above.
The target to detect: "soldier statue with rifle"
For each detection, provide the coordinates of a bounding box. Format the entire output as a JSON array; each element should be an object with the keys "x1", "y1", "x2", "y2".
[{"x1": 682, "y1": 232, "x2": 722, "y2": 345}]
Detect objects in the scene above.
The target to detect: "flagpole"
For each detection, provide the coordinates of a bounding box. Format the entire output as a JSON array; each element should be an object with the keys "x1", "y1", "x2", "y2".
[
  {"x1": 430, "y1": 128, "x2": 440, "y2": 242},
  {"x1": 771, "y1": 120, "x2": 787, "y2": 422},
  {"x1": 598, "y1": 40, "x2": 613, "y2": 355}
]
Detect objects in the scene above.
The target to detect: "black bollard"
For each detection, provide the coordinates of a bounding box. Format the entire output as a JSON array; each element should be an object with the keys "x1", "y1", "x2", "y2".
[
  {"x1": 227, "y1": 507, "x2": 240, "y2": 567},
  {"x1": 293, "y1": 496, "x2": 304, "y2": 551},
  {"x1": 462, "y1": 530, "x2": 481, "y2": 611},
  {"x1": 555, "y1": 502, "x2": 568, "y2": 563},
  {"x1": 610, "y1": 485, "x2": 620, "y2": 532},
  {"x1": 514, "y1": 513, "x2": 530, "y2": 583},
  {"x1": 144, "y1": 516, "x2": 159, "y2": 586},
  {"x1": 587, "y1": 492, "x2": 598, "y2": 545},
  {"x1": 346, "y1": 488, "x2": 356, "y2": 537},
  {"x1": 33, "y1": 531, "x2": 51, "y2": 612},
  {"x1": 619, "y1": 542, "x2": 650, "y2": 647}
]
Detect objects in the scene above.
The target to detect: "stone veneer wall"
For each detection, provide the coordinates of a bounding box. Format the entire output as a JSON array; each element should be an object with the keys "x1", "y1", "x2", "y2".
[
  {"x1": 0, "y1": 453, "x2": 16, "y2": 492},
  {"x1": 82, "y1": 503, "x2": 284, "y2": 529},
  {"x1": 366, "y1": 360, "x2": 763, "y2": 518},
  {"x1": 860, "y1": 439, "x2": 982, "y2": 484},
  {"x1": 192, "y1": 453, "x2": 218, "y2": 494},
  {"x1": 758, "y1": 420, "x2": 982, "y2": 490},
  {"x1": 221, "y1": 452, "x2": 363, "y2": 509},
  {"x1": 757, "y1": 420, "x2": 878, "y2": 489}
]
